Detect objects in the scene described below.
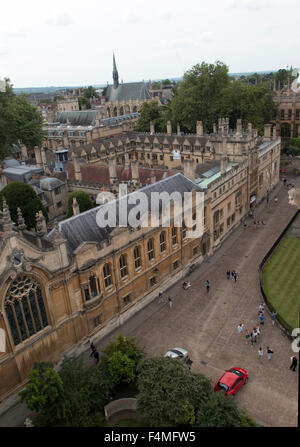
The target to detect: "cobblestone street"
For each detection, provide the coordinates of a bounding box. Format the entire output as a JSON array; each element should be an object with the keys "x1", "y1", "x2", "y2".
[{"x1": 0, "y1": 183, "x2": 298, "y2": 427}]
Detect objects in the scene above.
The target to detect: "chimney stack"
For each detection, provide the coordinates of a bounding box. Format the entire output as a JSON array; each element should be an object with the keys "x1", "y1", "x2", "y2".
[
  {"x1": 73, "y1": 151, "x2": 82, "y2": 181},
  {"x1": 220, "y1": 156, "x2": 227, "y2": 175},
  {"x1": 150, "y1": 121, "x2": 155, "y2": 134},
  {"x1": 183, "y1": 159, "x2": 195, "y2": 182},
  {"x1": 177, "y1": 123, "x2": 181, "y2": 135},
  {"x1": 247, "y1": 122, "x2": 253, "y2": 132},
  {"x1": 34, "y1": 146, "x2": 42, "y2": 168},
  {"x1": 236, "y1": 119, "x2": 242, "y2": 135},
  {"x1": 213, "y1": 123, "x2": 217, "y2": 133},
  {"x1": 124, "y1": 152, "x2": 130, "y2": 169},
  {"x1": 150, "y1": 171, "x2": 156, "y2": 184},
  {"x1": 20, "y1": 144, "x2": 28, "y2": 161},
  {"x1": 72, "y1": 197, "x2": 80, "y2": 216},
  {"x1": 272, "y1": 126, "x2": 277, "y2": 140},
  {"x1": 167, "y1": 120, "x2": 172, "y2": 135},
  {"x1": 108, "y1": 155, "x2": 117, "y2": 184},
  {"x1": 264, "y1": 124, "x2": 272, "y2": 141},
  {"x1": 196, "y1": 121, "x2": 203, "y2": 136},
  {"x1": 131, "y1": 160, "x2": 139, "y2": 185}
]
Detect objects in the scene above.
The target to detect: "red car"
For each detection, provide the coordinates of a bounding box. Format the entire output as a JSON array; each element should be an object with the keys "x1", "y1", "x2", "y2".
[{"x1": 214, "y1": 367, "x2": 248, "y2": 396}]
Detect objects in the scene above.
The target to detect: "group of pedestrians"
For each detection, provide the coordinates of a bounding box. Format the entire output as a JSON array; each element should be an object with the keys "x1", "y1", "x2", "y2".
[{"x1": 226, "y1": 270, "x2": 238, "y2": 282}]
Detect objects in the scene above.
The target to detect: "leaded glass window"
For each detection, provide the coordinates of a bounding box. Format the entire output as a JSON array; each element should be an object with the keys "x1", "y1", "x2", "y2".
[{"x1": 4, "y1": 276, "x2": 49, "y2": 346}]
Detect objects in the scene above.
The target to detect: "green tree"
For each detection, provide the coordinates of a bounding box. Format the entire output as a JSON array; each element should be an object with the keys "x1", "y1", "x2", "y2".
[
  {"x1": 108, "y1": 351, "x2": 135, "y2": 385},
  {"x1": 58, "y1": 357, "x2": 111, "y2": 426},
  {"x1": 151, "y1": 81, "x2": 162, "y2": 90},
  {"x1": 0, "y1": 182, "x2": 48, "y2": 229},
  {"x1": 102, "y1": 334, "x2": 145, "y2": 371},
  {"x1": 66, "y1": 190, "x2": 93, "y2": 218},
  {"x1": 137, "y1": 357, "x2": 211, "y2": 426},
  {"x1": 78, "y1": 96, "x2": 91, "y2": 110},
  {"x1": 133, "y1": 100, "x2": 166, "y2": 132},
  {"x1": 219, "y1": 81, "x2": 278, "y2": 134},
  {"x1": 275, "y1": 69, "x2": 289, "y2": 89},
  {"x1": 19, "y1": 362, "x2": 66, "y2": 425},
  {"x1": 0, "y1": 80, "x2": 45, "y2": 159},
  {"x1": 170, "y1": 61, "x2": 230, "y2": 133},
  {"x1": 83, "y1": 86, "x2": 99, "y2": 99},
  {"x1": 195, "y1": 392, "x2": 240, "y2": 427}
]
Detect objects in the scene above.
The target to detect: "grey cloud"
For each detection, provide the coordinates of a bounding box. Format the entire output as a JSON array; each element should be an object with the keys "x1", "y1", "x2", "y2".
[{"x1": 46, "y1": 13, "x2": 73, "y2": 27}]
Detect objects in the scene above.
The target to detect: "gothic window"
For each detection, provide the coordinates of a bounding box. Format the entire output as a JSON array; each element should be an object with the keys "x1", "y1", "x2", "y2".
[
  {"x1": 4, "y1": 276, "x2": 48, "y2": 346},
  {"x1": 160, "y1": 231, "x2": 166, "y2": 252},
  {"x1": 213, "y1": 210, "x2": 220, "y2": 227},
  {"x1": 119, "y1": 254, "x2": 128, "y2": 278},
  {"x1": 148, "y1": 238, "x2": 155, "y2": 261},
  {"x1": 171, "y1": 227, "x2": 177, "y2": 246},
  {"x1": 134, "y1": 246, "x2": 141, "y2": 270},
  {"x1": 103, "y1": 263, "x2": 112, "y2": 288}
]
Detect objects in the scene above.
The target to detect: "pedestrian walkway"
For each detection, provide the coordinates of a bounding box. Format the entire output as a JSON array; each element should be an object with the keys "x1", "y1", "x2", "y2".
[{"x1": 0, "y1": 184, "x2": 298, "y2": 427}]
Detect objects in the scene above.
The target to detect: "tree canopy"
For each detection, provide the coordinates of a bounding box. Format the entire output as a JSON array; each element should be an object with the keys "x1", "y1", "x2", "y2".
[
  {"x1": 133, "y1": 100, "x2": 168, "y2": 133},
  {"x1": 0, "y1": 80, "x2": 45, "y2": 160},
  {"x1": 0, "y1": 182, "x2": 48, "y2": 229},
  {"x1": 78, "y1": 96, "x2": 91, "y2": 110},
  {"x1": 66, "y1": 190, "x2": 94, "y2": 218},
  {"x1": 83, "y1": 86, "x2": 99, "y2": 99}
]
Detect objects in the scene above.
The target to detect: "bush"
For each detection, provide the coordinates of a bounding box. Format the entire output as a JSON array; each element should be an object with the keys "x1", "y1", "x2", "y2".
[{"x1": 66, "y1": 190, "x2": 93, "y2": 217}]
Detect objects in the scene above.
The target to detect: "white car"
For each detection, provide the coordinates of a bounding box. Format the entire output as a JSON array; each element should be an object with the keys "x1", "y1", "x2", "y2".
[{"x1": 164, "y1": 347, "x2": 192, "y2": 368}]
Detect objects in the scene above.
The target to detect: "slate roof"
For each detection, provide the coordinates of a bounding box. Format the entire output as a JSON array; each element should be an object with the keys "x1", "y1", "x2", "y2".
[
  {"x1": 66, "y1": 162, "x2": 176, "y2": 185},
  {"x1": 55, "y1": 111, "x2": 97, "y2": 126},
  {"x1": 104, "y1": 82, "x2": 152, "y2": 102},
  {"x1": 47, "y1": 173, "x2": 202, "y2": 255}
]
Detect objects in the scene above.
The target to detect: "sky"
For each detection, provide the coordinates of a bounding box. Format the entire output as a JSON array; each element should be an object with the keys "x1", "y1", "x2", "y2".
[{"x1": 1, "y1": 0, "x2": 300, "y2": 88}]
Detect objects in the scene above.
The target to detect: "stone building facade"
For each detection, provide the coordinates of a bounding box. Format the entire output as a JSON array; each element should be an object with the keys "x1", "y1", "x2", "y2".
[
  {"x1": 0, "y1": 120, "x2": 280, "y2": 402},
  {"x1": 272, "y1": 86, "x2": 300, "y2": 138}
]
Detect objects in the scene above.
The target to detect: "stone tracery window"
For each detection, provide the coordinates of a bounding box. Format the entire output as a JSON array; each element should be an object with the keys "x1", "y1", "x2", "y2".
[{"x1": 4, "y1": 276, "x2": 48, "y2": 346}]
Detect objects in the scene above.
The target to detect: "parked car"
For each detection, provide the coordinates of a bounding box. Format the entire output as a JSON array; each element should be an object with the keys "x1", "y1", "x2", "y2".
[
  {"x1": 164, "y1": 347, "x2": 193, "y2": 369},
  {"x1": 214, "y1": 367, "x2": 248, "y2": 396}
]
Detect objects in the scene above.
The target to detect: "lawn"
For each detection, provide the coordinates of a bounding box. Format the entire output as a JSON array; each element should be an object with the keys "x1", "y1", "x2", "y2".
[{"x1": 262, "y1": 235, "x2": 300, "y2": 331}]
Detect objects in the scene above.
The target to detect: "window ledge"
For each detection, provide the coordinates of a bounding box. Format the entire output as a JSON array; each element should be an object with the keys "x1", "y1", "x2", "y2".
[{"x1": 84, "y1": 293, "x2": 103, "y2": 309}]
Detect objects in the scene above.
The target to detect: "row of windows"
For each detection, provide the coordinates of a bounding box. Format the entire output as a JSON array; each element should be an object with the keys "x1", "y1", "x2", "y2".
[
  {"x1": 280, "y1": 109, "x2": 300, "y2": 120},
  {"x1": 83, "y1": 229, "x2": 187, "y2": 300}
]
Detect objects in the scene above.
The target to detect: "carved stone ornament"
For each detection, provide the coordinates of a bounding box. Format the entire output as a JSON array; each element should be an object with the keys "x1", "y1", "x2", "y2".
[{"x1": 9, "y1": 249, "x2": 24, "y2": 268}]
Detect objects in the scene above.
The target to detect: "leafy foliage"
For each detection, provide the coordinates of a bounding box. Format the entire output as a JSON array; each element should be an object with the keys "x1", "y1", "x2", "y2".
[
  {"x1": 58, "y1": 357, "x2": 112, "y2": 426},
  {"x1": 136, "y1": 357, "x2": 211, "y2": 426},
  {"x1": 170, "y1": 61, "x2": 230, "y2": 133},
  {"x1": 102, "y1": 334, "x2": 145, "y2": 370},
  {"x1": 83, "y1": 86, "x2": 99, "y2": 99},
  {"x1": 0, "y1": 81, "x2": 45, "y2": 159},
  {"x1": 195, "y1": 392, "x2": 240, "y2": 427},
  {"x1": 78, "y1": 96, "x2": 91, "y2": 110},
  {"x1": 66, "y1": 189, "x2": 94, "y2": 217},
  {"x1": 0, "y1": 182, "x2": 48, "y2": 229},
  {"x1": 133, "y1": 100, "x2": 167, "y2": 132},
  {"x1": 108, "y1": 351, "x2": 136, "y2": 385},
  {"x1": 19, "y1": 362, "x2": 66, "y2": 424}
]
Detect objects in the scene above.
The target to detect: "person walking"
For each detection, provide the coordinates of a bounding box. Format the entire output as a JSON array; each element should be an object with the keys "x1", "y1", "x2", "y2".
[
  {"x1": 259, "y1": 313, "x2": 265, "y2": 325},
  {"x1": 237, "y1": 324, "x2": 244, "y2": 334},
  {"x1": 245, "y1": 330, "x2": 250, "y2": 344},
  {"x1": 250, "y1": 332, "x2": 256, "y2": 347},
  {"x1": 226, "y1": 270, "x2": 231, "y2": 280},
  {"x1": 259, "y1": 303, "x2": 265, "y2": 313},
  {"x1": 290, "y1": 355, "x2": 298, "y2": 371},
  {"x1": 233, "y1": 271, "x2": 238, "y2": 283},
  {"x1": 267, "y1": 347, "x2": 274, "y2": 360},
  {"x1": 90, "y1": 342, "x2": 96, "y2": 354},
  {"x1": 271, "y1": 311, "x2": 277, "y2": 326},
  {"x1": 168, "y1": 296, "x2": 173, "y2": 309},
  {"x1": 205, "y1": 280, "x2": 210, "y2": 293},
  {"x1": 258, "y1": 347, "x2": 263, "y2": 360},
  {"x1": 256, "y1": 326, "x2": 261, "y2": 338},
  {"x1": 274, "y1": 196, "x2": 278, "y2": 205},
  {"x1": 93, "y1": 350, "x2": 99, "y2": 364}
]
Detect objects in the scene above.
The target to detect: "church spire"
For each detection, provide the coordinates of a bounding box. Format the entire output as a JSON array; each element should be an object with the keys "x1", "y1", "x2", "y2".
[{"x1": 113, "y1": 52, "x2": 119, "y2": 89}]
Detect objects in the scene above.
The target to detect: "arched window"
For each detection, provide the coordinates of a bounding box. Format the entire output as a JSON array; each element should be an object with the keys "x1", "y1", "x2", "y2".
[
  {"x1": 134, "y1": 246, "x2": 141, "y2": 269},
  {"x1": 160, "y1": 231, "x2": 166, "y2": 252},
  {"x1": 148, "y1": 238, "x2": 155, "y2": 260},
  {"x1": 171, "y1": 227, "x2": 177, "y2": 246},
  {"x1": 4, "y1": 275, "x2": 48, "y2": 346},
  {"x1": 103, "y1": 263, "x2": 112, "y2": 288},
  {"x1": 119, "y1": 255, "x2": 128, "y2": 278}
]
